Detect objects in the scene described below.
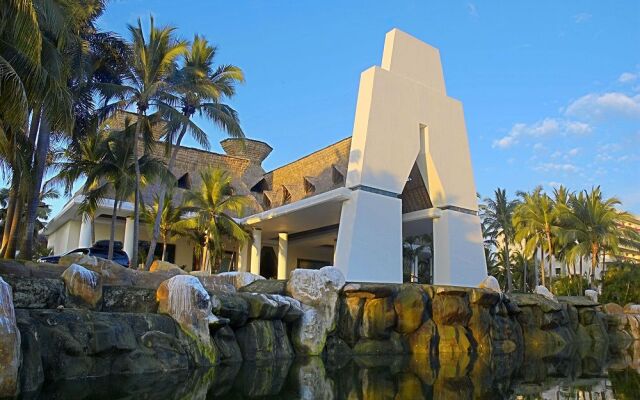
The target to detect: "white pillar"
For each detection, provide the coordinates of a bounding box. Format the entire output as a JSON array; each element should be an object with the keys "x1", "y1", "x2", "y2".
[
  {"x1": 123, "y1": 217, "x2": 135, "y2": 260},
  {"x1": 78, "y1": 217, "x2": 93, "y2": 248},
  {"x1": 237, "y1": 241, "x2": 250, "y2": 272},
  {"x1": 277, "y1": 232, "x2": 288, "y2": 280},
  {"x1": 250, "y1": 229, "x2": 262, "y2": 276}
]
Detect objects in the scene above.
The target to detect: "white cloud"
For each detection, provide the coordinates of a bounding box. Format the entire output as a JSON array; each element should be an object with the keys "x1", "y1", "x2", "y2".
[
  {"x1": 619, "y1": 72, "x2": 638, "y2": 84},
  {"x1": 535, "y1": 163, "x2": 580, "y2": 173},
  {"x1": 567, "y1": 147, "x2": 580, "y2": 157},
  {"x1": 493, "y1": 118, "x2": 592, "y2": 149},
  {"x1": 573, "y1": 13, "x2": 592, "y2": 23},
  {"x1": 467, "y1": 2, "x2": 478, "y2": 17},
  {"x1": 565, "y1": 92, "x2": 640, "y2": 120}
]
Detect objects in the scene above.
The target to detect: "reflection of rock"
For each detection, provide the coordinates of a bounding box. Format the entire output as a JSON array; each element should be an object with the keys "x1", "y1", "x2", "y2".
[
  {"x1": 0, "y1": 277, "x2": 20, "y2": 398},
  {"x1": 291, "y1": 357, "x2": 335, "y2": 400},
  {"x1": 156, "y1": 275, "x2": 217, "y2": 362},
  {"x1": 61, "y1": 264, "x2": 102, "y2": 309},
  {"x1": 408, "y1": 319, "x2": 438, "y2": 356},
  {"x1": 233, "y1": 359, "x2": 292, "y2": 397}
]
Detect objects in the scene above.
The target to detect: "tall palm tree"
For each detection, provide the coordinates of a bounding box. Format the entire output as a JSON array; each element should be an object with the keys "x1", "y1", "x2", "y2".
[
  {"x1": 145, "y1": 35, "x2": 244, "y2": 268},
  {"x1": 513, "y1": 187, "x2": 557, "y2": 288},
  {"x1": 101, "y1": 16, "x2": 187, "y2": 268},
  {"x1": 178, "y1": 168, "x2": 249, "y2": 273},
  {"x1": 480, "y1": 188, "x2": 519, "y2": 292},
  {"x1": 141, "y1": 189, "x2": 185, "y2": 262},
  {"x1": 560, "y1": 187, "x2": 640, "y2": 285}
]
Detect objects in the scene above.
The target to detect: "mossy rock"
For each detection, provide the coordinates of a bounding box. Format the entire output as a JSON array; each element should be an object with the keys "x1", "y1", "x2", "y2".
[
  {"x1": 239, "y1": 279, "x2": 287, "y2": 295},
  {"x1": 510, "y1": 293, "x2": 561, "y2": 313},
  {"x1": 4, "y1": 276, "x2": 66, "y2": 309},
  {"x1": 408, "y1": 319, "x2": 438, "y2": 355},
  {"x1": 396, "y1": 372, "x2": 425, "y2": 400},
  {"x1": 352, "y1": 337, "x2": 405, "y2": 355},
  {"x1": 394, "y1": 285, "x2": 427, "y2": 334},
  {"x1": 557, "y1": 295, "x2": 599, "y2": 307},
  {"x1": 432, "y1": 293, "x2": 471, "y2": 326},
  {"x1": 215, "y1": 292, "x2": 249, "y2": 327},
  {"x1": 437, "y1": 325, "x2": 473, "y2": 355},
  {"x1": 342, "y1": 282, "x2": 400, "y2": 298},
  {"x1": 337, "y1": 296, "x2": 365, "y2": 346},
  {"x1": 234, "y1": 320, "x2": 293, "y2": 361},
  {"x1": 361, "y1": 296, "x2": 397, "y2": 339}
]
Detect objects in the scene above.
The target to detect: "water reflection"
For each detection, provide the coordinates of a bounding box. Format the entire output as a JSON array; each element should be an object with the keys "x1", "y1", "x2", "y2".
[{"x1": 18, "y1": 344, "x2": 640, "y2": 400}]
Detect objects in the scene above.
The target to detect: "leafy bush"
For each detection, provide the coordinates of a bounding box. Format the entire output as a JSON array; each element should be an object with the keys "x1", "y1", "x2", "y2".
[
  {"x1": 552, "y1": 275, "x2": 590, "y2": 296},
  {"x1": 600, "y1": 262, "x2": 640, "y2": 305}
]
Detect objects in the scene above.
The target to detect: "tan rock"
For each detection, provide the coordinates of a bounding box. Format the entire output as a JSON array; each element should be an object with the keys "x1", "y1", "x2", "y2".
[
  {"x1": 624, "y1": 303, "x2": 640, "y2": 314},
  {"x1": 0, "y1": 277, "x2": 20, "y2": 398},
  {"x1": 408, "y1": 319, "x2": 437, "y2": 355},
  {"x1": 150, "y1": 260, "x2": 187, "y2": 275},
  {"x1": 211, "y1": 271, "x2": 265, "y2": 289},
  {"x1": 394, "y1": 285, "x2": 425, "y2": 334},
  {"x1": 361, "y1": 297, "x2": 397, "y2": 339},
  {"x1": 59, "y1": 253, "x2": 98, "y2": 267},
  {"x1": 61, "y1": 264, "x2": 102, "y2": 308},
  {"x1": 603, "y1": 302, "x2": 625, "y2": 314}
]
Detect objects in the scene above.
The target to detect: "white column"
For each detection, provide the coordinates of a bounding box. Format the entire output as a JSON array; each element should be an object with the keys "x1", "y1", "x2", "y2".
[
  {"x1": 78, "y1": 217, "x2": 93, "y2": 248},
  {"x1": 277, "y1": 232, "x2": 288, "y2": 280},
  {"x1": 237, "y1": 241, "x2": 250, "y2": 272},
  {"x1": 250, "y1": 229, "x2": 262, "y2": 276},
  {"x1": 123, "y1": 217, "x2": 135, "y2": 260}
]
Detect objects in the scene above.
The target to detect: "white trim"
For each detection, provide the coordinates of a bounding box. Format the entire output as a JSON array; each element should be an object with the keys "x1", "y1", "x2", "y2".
[
  {"x1": 45, "y1": 194, "x2": 134, "y2": 234},
  {"x1": 402, "y1": 208, "x2": 442, "y2": 223}
]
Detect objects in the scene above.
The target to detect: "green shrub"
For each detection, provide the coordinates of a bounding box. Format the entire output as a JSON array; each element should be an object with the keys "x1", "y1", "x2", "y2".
[
  {"x1": 600, "y1": 262, "x2": 640, "y2": 305},
  {"x1": 552, "y1": 275, "x2": 589, "y2": 296}
]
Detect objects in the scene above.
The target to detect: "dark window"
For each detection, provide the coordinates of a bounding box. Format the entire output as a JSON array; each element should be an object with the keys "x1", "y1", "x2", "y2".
[
  {"x1": 177, "y1": 173, "x2": 191, "y2": 190},
  {"x1": 303, "y1": 177, "x2": 315, "y2": 195},
  {"x1": 251, "y1": 178, "x2": 268, "y2": 193},
  {"x1": 297, "y1": 258, "x2": 330, "y2": 269},
  {"x1": 332, "y1": 165, "x2": 344, "y2": 185}
]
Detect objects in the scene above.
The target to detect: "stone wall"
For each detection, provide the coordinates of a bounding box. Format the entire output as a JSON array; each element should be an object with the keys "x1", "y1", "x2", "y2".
[{"x1": 1, "y1": 257, "x2": 639, "y2": 398}]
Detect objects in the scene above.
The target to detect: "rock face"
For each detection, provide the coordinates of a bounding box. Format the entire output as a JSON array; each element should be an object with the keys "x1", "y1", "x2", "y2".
[
  {"x1": 156, "y1": 275, "x2": 218, "y2": 362},
  {"x1": 0, "y1": 277, "x2": 20, "y2": 398},
  {"x1": 211, "y1": 271, "x2": 265, "y2": 289},
  {"x1": 478, "y1": 276, "x2": 502, "y2": 293},
  {"x1": 61, "y1": 264, "x2": 102, "y2": 309},
  {"x1": 287, "y1": 267, "x2": 345, "y2": 355}
]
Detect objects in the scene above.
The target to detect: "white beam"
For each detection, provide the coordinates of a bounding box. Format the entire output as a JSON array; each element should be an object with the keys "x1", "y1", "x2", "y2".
[
  {"x1": 250, "y1": 229, "x2": 262, "y2": 275},
  {"x1": 277, "y1": 232, "x2": 288, "y2": 280}
]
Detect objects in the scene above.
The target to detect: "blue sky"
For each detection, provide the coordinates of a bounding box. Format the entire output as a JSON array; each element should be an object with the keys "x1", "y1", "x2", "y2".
[{"x1": 51, "y1": 0, "x2": 640, "y2": 215}]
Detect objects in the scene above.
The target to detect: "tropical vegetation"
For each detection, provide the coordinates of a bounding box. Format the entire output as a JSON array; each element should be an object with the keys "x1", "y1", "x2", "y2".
[
  {"x1": 0, "y1": 1, "x2": 248, "y2": 272},
  {"x1": 480, "y1": 185, "x2": 640, "y2": 294}
]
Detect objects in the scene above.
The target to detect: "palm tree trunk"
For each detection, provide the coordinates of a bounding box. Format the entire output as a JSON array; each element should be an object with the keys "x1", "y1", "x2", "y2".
[
  {"x1": 505, "y1": 239, "x2": 513, "y2": 293},
  {"x1": 201, "y1": 234, "x2": 210, "y2": 273},
  {"x1": 162, "y1": 240, "x2": 167, "y2": 262},
  {"x1": 1, "y1": 174, "x2": 19, "y2": 255},
  {"x1": 4, "y1": 198, "x2": 23, "y2": 259},
  {"x1": 590, "y1": 243, "x2": 598, "y2": 286},
  {"x1": 540, "y1": 247, "x2": 546, "y2": 287},
  {"x1": 28, "y1": 107, "x2": 41, "y2": 146},
  {"x1": 545, "y1": 229, "x2": 554, "y2": 290},
  {"x1": 523, "y1": 258, "x2": 527, "y2": 293},
  {"x1": 145, "y1": 125, "x2": 188, "y2": 268},
  {"x1": 108, "y1": 197, "x2": 119, "y2": 260},
  {"x1": 20, "y1": 117, "x2": 51, "y2": 259},
  {"x1": 132, "y1": 111, "x2": 143, "y2": 269},
  {"x1": 579, "y1": 256, "x2": 583, "y2": 294}
]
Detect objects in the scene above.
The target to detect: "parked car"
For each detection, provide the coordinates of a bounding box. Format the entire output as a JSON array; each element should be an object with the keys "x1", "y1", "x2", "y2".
[{"x1": 38, "y1": 240, "x2": 130, "y2": 267}]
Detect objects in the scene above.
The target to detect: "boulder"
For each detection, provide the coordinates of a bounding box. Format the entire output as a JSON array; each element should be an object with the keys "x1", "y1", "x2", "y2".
[
  {"x1": 432, "y1": 292, "x2": 471, "y2": 326},
  {"x1": 557, "y1": 296, "x2": 598, "y2": 308},
  {"x1": 102, "y1": 286, "x2": 158, "y2": 313},
  {"x1": 61, "y1": 264, "x2": 102, "y2": 309},
  {"x1": 237, "y1": 293, "x2": 286, "y2": 319},
  {"x1": 408, "y1": 319, "x2": 438, "y2": 355},
  {"x1": 394, "y1": 285, "x2": 427, "y2": 334},
  {"x1": 150, "y1": 260, "x2": 187, "y2": 275},
  {"x1": 337, "y1": 296, "x2": 365, "y2": 346},
  {"x1": 193, "y1": 275, "x2": 236, "y2": 294},
  {"x1": 624, "y1": 304, "x2": 640, "y2": 314},
  {"x1": 238, "y1": 279, "x2": 286, "y2": 294},
  {"x1": 215, "y1": 292, "x2": 249, "y2": 327},
  {"x1": 234, "y1": 319, "x2": 293, "y2": 361},
  {"x1": 603, "y1": 302, "x2": 625, "y2": 315},
  {"x1": 0, "y1": 277, "x2": 20, "y2": 398},
  {"x1": 584, "y1": 289, "x2": 598, "y2": 303},
  {"x1": 534, "y1": 285, "x2": 556, "y2": 302},
  {"x1": 212, "y1": 326, "x2": 242, "y2": 362},
  {"x1": 361, "y1": 297, "x2": 396, "y2": 339},
  {"x1": 270, "y1": 295, "x2": 304, "y2": 323},
  {"x1": 510, "y1": 293, "x2": 562, "y2": 313},
  {"x1": 287, "y1": 268, "x2": 345, "y2": 355},
  {"x1": 4, "y1": 276, "x2": 65, "y2": 309},
  {"x1": 156, "y1": 275, "x2": 218, "y2": 360},
  {"x1": 352, "y1": 334, "x2": 405, "y2": 355},
  {"x1": 59, "y1": 253, "x2": 98, "y2": 267},
  {"x1": 478, "y1": 276, "x2": 502, "y2": 293},
  {"x1": 438, "y1": 325, "x2": 473, "y2": 354},
  {"x1": 213, "y1": 271, "x2": 265, "y2": 289},
  {"x1": 342, "y1": 282, "x2": 399, "y2": 299}
]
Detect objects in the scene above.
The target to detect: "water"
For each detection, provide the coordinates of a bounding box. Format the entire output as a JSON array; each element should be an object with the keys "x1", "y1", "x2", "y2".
[{"x1": 16, "y1": 347, "x2": 640, "y2": 400}]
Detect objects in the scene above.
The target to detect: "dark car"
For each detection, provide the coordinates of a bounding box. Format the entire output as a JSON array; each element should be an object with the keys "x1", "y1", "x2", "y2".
[{"x1": 39, "y1": 240, "x2": 130, "y2": 267}]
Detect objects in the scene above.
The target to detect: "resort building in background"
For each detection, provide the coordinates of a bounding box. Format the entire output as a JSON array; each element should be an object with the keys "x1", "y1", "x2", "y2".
[{"x1": 45, "y1": 29, "x2": 488, "y2": 286}]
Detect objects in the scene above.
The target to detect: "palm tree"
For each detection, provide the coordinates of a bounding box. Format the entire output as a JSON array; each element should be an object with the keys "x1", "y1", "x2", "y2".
[
  {"x1": 480, "y1": 188, "x2": 519, "y2": 292},
  {"x1": 178, "y1": 168, "x2": 249, "y2": 273},
  {"x1": 559, "y1": 187, "x2": 640, "y2": 285},
  {"x1": 513, "y1": 187, "x2": 556, "y2": 288},
  {"x1": 141, "y1": 189, "x2": 185, "y2": 262},
  {"x1": 101, "y1": 16, "x2": 188, "y2": 268},
  {"x1": 145, "y1": 35, "x2": 244, "y2": 268}
]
